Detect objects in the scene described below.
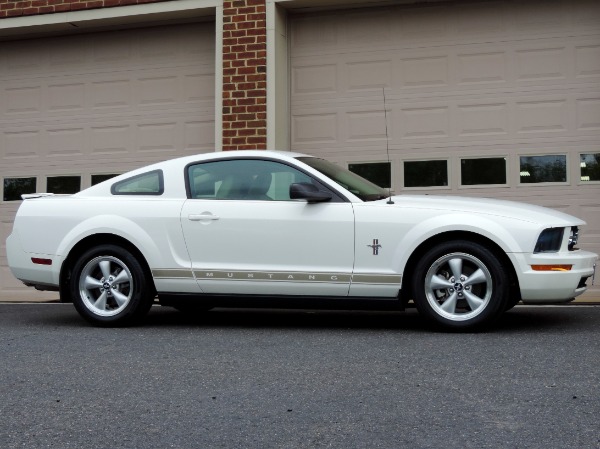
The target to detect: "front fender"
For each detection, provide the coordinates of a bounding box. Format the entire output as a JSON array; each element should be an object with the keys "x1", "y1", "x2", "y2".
[{"x1": 392, "y1": 213, "x2": 536, "y2": 274}]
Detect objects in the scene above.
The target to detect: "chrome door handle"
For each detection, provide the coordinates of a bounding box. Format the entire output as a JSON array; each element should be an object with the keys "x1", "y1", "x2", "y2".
[{"x1": 188, "y1": 213, "x2": 220, "y2": 221}]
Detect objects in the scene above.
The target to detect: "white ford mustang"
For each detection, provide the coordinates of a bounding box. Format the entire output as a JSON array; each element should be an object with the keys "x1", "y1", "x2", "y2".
[{"x1": 6, "y1": 151, "x2": 598, "y2": 329}]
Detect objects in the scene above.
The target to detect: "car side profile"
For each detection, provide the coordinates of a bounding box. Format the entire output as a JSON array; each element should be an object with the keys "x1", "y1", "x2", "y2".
[{"x1": 6, "y1": 151, "x2": 598, "y2": 330}]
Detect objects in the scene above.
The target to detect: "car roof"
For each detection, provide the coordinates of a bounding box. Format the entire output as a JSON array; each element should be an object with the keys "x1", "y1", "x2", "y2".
[{"x1": 175, "y1": 150, "x2": 308, "y2": 163}]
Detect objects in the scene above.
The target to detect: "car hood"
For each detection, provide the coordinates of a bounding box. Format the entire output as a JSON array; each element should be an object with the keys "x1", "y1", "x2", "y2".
[{"x1": 379, "y1": 194, "x2": 585, "y2": 226}]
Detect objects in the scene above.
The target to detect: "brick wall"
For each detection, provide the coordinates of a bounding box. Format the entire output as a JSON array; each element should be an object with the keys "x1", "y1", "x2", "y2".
[
  {"x1": 222, "y1": 0, "x2": 267, "y2": 150},
  {"x1": 0, "y1": 0, "x2": 170, "y2": 18}
]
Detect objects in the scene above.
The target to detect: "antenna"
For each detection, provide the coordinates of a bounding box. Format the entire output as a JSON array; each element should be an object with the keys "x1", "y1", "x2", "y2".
[{"x1": 382, "y1": 87, "x2": 394, "y2": 204}]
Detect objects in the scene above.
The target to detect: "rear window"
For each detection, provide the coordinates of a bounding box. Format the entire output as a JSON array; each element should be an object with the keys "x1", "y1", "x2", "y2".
[{"x1": 111, "y1": 170, "x2": 164, "y2": 195}]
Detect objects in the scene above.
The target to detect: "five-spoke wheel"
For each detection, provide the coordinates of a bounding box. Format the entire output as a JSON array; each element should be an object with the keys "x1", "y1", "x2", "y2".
[
  {"x1": 78, "y1": 255, "x2": 133, "y2": 317},
  {"x1": 70, "y1": 245, "x2": 154, "y2": 326},
  {"x1": 413, "y1": 241, "x2": 509, "y2": 330}
]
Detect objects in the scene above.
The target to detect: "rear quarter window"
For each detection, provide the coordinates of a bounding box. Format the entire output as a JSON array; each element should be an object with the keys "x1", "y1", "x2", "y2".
[{"x1": 111, "y1": 170, "x2": 164, "y2": 195}]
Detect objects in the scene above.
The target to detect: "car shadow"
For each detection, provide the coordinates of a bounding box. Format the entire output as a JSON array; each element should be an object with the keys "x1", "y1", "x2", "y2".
[
  {"x1": 18, "y1": 303, "x2": 596, "y2": 334},
  {"x1": 146, "y1": 306, "x2": 429, "y2": 331},
  {"x1": 141, "y1": 304, "x2": 593, "y2": 333}
]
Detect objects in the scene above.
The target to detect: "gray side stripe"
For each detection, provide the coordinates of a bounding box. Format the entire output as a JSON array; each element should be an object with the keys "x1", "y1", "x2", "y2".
[
  {"x1": 152, "y1": 269, "x2": 195, "y2": 279},
  {"x1": 153, "y1": 269, "x2": 401, "y2": 285},
  {"x1": 195, "y1": 270, "x2": 351, "y2": 283},
  {"x1": 352, "y1": 274, "x2": 402, "y2": 284}
]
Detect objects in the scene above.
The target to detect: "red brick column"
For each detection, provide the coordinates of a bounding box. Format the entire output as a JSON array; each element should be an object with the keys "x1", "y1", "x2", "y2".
[
  {"x1": 222, "y1": 0, "x2": 267, "y2": 150},
  {"x1": 0, "y1": 0, "x2": 170, "y2": 18}
]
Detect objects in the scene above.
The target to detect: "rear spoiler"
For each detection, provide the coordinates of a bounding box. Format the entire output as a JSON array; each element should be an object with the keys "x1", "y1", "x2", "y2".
[{"x1": 21, "y1": 193, "x2": 56, "y2": 200}]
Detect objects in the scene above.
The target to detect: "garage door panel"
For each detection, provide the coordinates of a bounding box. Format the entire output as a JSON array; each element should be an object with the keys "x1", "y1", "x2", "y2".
[
  {"x1": 184, "y1": 73, "x2": 216, "y2": 101},
  {"x1": 3, "y1": 85, "x2": 42, "y2": 116},
  {"x1": 184, "y1": 118, "x2": 216, "y2": 151},
  {"x1": 46, "y1": 127, "x2": 86, "y2": 158},
  {"x1": 577, "y1": 98, "x2": 600, "y2": 131},
  {"x1": 2, "y1": 129, "x2": 41, "y2": 161},
  {"x1": 457, "y1": 102, "x2": 509, "y2": 137},
  {"x1": 515, "y1": 46, "x2": 568, "y2": 82},
  {"x1": 400, "y1": 55, "x2": 449, "y2": 89},
  {"x1": 90, "y1": 124, "x2": 132, "y2": 155},
  {"x1": 346, "y1": 110, "x2": 388, "y2": 142},
  {"x1": 575, "y1": 44, "x2": 600, "y2": 80}
]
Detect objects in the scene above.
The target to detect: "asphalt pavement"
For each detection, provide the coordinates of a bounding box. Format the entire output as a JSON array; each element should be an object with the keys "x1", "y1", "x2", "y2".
[{"x1": 0, "y1": 303, "x2": 599, "y2": 449}]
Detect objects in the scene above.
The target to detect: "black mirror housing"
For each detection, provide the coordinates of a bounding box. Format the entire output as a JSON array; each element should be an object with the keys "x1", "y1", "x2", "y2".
[{"x1": 289, "y1": 183, "x2": 332, "y2": 203}]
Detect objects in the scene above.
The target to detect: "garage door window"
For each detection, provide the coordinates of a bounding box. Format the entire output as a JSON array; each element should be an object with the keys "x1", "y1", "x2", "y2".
[
  {"x1": 92, "y1": 174, "x2": 119, "y2": 186},
  {"x1": 3, "y1": 177, "x2": 37, "y2": 201},
  {"x1": 461, "y1": 158, "x2": 507, "y2": 186},
  {"x1": 348, "y1": 162, "x2": 391, "y2": 189},
  {"x1": 404, "y1": 160, "x2": 448, "y2": 188},
  {"x1": 519, "y1": 155, "x2": 567, "y2": 184},
  {"x1": 47, "y1": 176, "x2": 81, "y2": 194},
  {"x1": 580, "y1": 153, "x2": 600, "y2": 182}
]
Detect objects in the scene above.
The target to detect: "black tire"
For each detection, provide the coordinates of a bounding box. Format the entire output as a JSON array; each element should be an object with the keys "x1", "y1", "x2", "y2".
[
  {"x1": 70, "y1": 244, "x2": 154, "y2": 327},
  {"x1": 504, "y1": 296, "x2": 521, "y2": 312},
  {"x1": 412, "y1": 240, "x2": 509, "y2": 330}
]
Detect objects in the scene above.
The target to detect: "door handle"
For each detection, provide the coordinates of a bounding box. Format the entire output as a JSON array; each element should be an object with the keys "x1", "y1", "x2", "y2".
[{"x1": 188, "y1": 213, "x2": 220, "y2": 221}]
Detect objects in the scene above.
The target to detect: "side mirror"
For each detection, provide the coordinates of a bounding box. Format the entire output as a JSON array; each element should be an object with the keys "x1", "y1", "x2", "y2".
[{"x1": 289, "y1": 182, "x2": 332, "y2": 203}]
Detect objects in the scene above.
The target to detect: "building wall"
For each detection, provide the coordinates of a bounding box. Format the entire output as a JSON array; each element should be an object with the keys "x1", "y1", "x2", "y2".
[{"x1": 0, "y1": 0, "x2": 599, "y2": 300}]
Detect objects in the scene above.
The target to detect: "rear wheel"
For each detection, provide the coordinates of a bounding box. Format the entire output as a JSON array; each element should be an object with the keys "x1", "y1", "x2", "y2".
[
  {"x1": 70, "y1": 245, "x2": 154, "y2": 326},
  {"x1": 413, "y1": 241, "x2": 509, "y2": 330}
]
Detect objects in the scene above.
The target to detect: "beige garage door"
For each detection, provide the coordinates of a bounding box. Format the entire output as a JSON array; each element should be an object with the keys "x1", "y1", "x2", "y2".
[
  {"x1": 0, "y1": 22, "x2": 215, "y2": 301},
  {"x1": 291, "y1": 0, "x2": 600, "y2": 296}
]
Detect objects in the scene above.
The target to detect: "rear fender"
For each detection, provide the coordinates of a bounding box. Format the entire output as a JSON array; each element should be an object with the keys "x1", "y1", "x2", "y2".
[{"x1": 56, "y1": 215, "x2": 162, "y2": 272}]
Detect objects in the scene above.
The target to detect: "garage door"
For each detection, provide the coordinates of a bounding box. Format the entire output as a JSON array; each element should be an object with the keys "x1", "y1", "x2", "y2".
[
  {"x1": 0, "y1": 22, "x2": 215, "y2": 300},
  {"x1": 290, "y1": 0, "x2": 600, "y2": 296}
]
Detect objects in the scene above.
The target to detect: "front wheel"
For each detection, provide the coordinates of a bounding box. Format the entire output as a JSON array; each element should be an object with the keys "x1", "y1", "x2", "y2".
[
  {"x1": 70, "y1": 245, "x2": 154, "y2": 326},
  {"x1": 412, "y1": 241, "x2": 509, "y2": 330}
]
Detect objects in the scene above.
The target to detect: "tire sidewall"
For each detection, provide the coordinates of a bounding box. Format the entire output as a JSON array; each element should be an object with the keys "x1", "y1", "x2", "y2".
[
  {"x1": 413, "y1": 240, "x2": 509, "y2": 330},
  {"x1": 70, "y1": 244, "x2": 153, "y2": 326}
]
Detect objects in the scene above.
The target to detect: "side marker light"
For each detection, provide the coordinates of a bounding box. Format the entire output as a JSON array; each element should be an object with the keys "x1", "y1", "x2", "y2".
[
  {"x1": 531, "y1": 265, "x2": 572, "y2": 272},
  {"x1": 31, "y1": 258, "x2": 52, "y2": 266}
]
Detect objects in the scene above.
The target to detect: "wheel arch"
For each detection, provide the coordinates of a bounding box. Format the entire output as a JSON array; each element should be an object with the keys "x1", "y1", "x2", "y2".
[
  {"x1": 401, "y1": 230, "x2": 521, "y2": 302},
  {"x1": 59, "y1": 234, "x2": 156, "y2": 303}
]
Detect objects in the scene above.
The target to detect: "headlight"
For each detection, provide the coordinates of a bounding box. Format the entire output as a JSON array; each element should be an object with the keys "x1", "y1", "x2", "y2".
[
  {"x1": 534, "y1": 228, "x2": 564, "y2": 253},
  {"x1": 568, "y1": 226, "x2": 579, "y2": 251}
]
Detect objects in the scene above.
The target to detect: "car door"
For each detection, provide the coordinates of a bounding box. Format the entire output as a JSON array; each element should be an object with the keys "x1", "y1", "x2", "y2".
[{"x1": 180, "y1": 158, "x2": 355, "y2": 296}]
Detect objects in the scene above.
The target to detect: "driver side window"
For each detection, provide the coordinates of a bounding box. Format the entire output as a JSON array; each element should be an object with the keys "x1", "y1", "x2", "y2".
[{"x1": 187, "y1": 159, "x2": 324, "y2": 201}]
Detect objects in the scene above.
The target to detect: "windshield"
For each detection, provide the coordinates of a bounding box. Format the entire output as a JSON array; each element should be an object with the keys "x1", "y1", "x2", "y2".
[{"x1": 297, "y1": 157, "x2": 389, "y2": 202}]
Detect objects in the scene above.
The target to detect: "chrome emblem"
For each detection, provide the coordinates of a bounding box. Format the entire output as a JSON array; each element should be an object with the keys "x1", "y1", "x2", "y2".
[{"x1": 368, "y1": 239, "x2": 382, "y2": 255}]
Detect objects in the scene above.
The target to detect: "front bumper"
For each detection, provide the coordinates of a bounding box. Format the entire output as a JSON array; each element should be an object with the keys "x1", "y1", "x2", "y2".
[{"x1": 508, "y1": 250, "x2": 598, "y2": 303}]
